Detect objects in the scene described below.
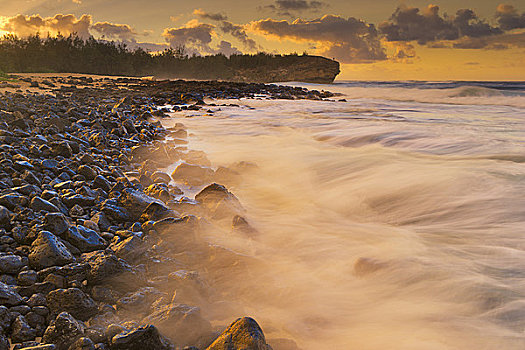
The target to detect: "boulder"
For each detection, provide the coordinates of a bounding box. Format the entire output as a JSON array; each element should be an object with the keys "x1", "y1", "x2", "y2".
[
  {"x1": 42, "y1": 312, "x2": 85, "y2": 350},
  {"x1": 47, "y1": 288, "x2": 98, "y2": 321},
  {"x1": 11, "y1": 315, "x2": 37, "y2": 343},
  {"x1": 64, "y1": 226, "x2": 106, "y2": 253},
  {"x1": 119, "y1": 188, "x2": 166, "y2": 219},
  {"x1": 195, "y1": 183, "x2": 244, "y2": 220},
  {"x1": 44, "y1": 213, "x2": 70, "y2": 236},
  {"x1": 142, "y1": 303, "x2": 211, "y2": 348},
  {"x1": 83, "y1": 251, "x2": 144, "y2": 291},
  {"x1": 206, "y1": 317, "x2": 272, "y2": 350},
  {"x1": 0, "y1": 206, "x2": 10, "y2": 229},
  {"x1": 29, "y1": 231, "x2": 74, "y2": 270},
  {"x1": 67, "y1": 337, "x2": 95, "y2": 350},
  {"x1": 110, "y1": 236, "x2": 147, "y2": 262},
  {"x1": 110, "y1": 325, "x2": 171, "y2": 350},
  {"x1": 0, "y1": 254, "x2": 26, "y2": 274},
  {"x1": 171, "y1": 163, "x2": 213, "y2": 186},
  {"x1": 31, "y1": 197, "x2": 60, "y2": 213},
  {"x1": 0, "y1": 281, "x2": 23, "y2": 305}
]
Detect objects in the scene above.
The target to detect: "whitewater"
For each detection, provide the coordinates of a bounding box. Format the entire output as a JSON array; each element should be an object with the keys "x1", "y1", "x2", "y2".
[{"x1": 164, "y1": 81, "x2": 525, "y2": 350}]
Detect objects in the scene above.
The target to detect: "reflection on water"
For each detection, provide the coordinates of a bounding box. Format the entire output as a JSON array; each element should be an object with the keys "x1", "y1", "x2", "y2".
[{"x1": 164, "y1": 82, "x2": 525, "y2": 350}]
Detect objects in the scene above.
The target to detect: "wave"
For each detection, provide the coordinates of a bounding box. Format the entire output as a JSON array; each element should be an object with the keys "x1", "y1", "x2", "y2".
[{"x1": 288, "y1": 82, "x2": 525, "y2": 108}]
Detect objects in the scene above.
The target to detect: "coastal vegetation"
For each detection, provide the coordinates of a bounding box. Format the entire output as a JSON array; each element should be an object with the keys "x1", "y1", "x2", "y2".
[{"x1": 0, "y1": 34, "x2": 337, "y2": 82}]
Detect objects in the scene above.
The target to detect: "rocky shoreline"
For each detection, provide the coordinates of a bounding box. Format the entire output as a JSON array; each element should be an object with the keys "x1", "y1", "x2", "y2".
[{"x1": 0, "y1": 75, "x2": 335, "y2": 350}]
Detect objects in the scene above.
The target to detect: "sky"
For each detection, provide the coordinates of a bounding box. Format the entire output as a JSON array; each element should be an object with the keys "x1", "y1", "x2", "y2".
[{"x1": 0, "y1": 0, "x2": 524, "y2": 80}]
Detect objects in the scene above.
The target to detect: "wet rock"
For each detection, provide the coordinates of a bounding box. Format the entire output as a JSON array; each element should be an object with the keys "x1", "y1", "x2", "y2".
[
  {"x1": 0, "y1": 305, "x2": 11, "y2": 331},
  {"x1": 17, "y1": 270, "x2": 38, "y2": 286},
  {"x1": 42, "y1": 312, "x2": 85, "y2": 350},
  {"x1": 90, "y1": 212, "x2": 111, "y2": 233},
  {"x1": 109, "y1": 325, "x2": 171, "y2": 350},
  {"x1": 195, "y1": 183, "x2": 244, "y2": 220},
  {"x1": 150, "y1": 171, "x2": 171, "y2": 185},
  {"x1": 0, "y1": 281, "x2": 23, "y2": 305},
  {"x1": 116, "y1": 287, "x2": 165, "y2": 315},
  {"x1": 47, "y1": 288, "x2": 98, "y2": 321},
  {"x1": 31, "y1": 197, "x2": 60, "y2": 213},
  {"x1": 206, "y1": 317, "x2": 272, "y2": 350},
  {"x1": 232, "y1": 215, "x2": 257, "y2": 236},
  {"x1": 29, "y1": 231, "x2": 74, "y2": 270},
  {"x1": 68, "y1": 337, "x2": 95, "y2": 350},
  {"x1": 139, "y1": 202, "x2": 174, "y2": 222},
  {"x1": 144, "y1": 183, "x2": 171, "y2": 203},
  {"x1": 110, "y1": 236, "x2": 146, "y2": 262},
  {"x1": 0, "y1": 254, "x2": 26, "y2": 274},
  {"x1": 11, "y1": 315, "x2": 37, "y2": 343},
  {"x1": 83, "y1": 251, "x2": 144, "y2": 291},
  {"x1": 64, "y1": 226, "x2": 106, "y2": 253},
  {"x1": 44, "y1": 213, "x2": 71, "y2": 236},
  {"x1": 142, "y1": 303, "x2": 211, "y2": 348},
  {"x1": 119, "y1": 188, "x2": 166, "y2": 220},
  {"x1": 77, "y1": 166, "x2": 97, "y2": 181},
  {"x1": 0, "y1": 193, "x2": 28, "y2": 211},
  {"x1": 17, "y1": 345, "x2": 56, "y2": 350},
  {"x1": 92, "y1": 176, "x2": 111, "y2": 193},
  {"x1": 0, "y1": 206, "x2": 11, "y2": 229},
  {"x1": 171, "y1": 163, "x2": 213, "y2": 186}
]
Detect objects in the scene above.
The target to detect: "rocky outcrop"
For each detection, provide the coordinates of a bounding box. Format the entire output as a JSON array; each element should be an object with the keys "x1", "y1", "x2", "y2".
[{"x1": 231, "y1": 55, "x2": 340, "y2": 84}]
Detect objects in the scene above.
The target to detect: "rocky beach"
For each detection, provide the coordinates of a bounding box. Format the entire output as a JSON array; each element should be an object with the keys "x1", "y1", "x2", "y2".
[{"x1": 0, "y1": 74, "x2": 335, "y2": 350}]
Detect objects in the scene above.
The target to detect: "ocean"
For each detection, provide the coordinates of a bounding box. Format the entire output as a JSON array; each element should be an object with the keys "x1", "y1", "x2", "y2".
[{"x1": 164, "y1": 81, "x2": 525, "y2": 350}]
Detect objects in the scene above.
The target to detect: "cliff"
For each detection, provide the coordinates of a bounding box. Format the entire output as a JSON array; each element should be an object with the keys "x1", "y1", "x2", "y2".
[{"x1": 229, "y1": 56, "x2": 340, "y2": 84}]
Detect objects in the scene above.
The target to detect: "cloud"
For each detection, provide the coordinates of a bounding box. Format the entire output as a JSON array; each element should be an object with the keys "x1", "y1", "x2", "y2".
[
  {"x1": 91, "y1": 21, "x2": 137, "y2": 40},
  {"x1": 262, "y1": 0, "x2": 327, "y2": 16},
  {"x1": 162, "y1": 19, "x2": 216, "y2": 55},
  {"x1": 379, "y1": 5, "x2": 501, "y2": 44},
  {"x1": 0, "y1": 13, "x2": 92, "y2": 38},
  {"x1": 496, "y1": 4, "x2": 525, "y2": 30},
  {"x1": 193, "y1": 9, "x2": 228, "y2": 22},
  {"x1": 220, "y1": 21, "x2": 258, "y2": 50},
  {"x1": 216, "y1": 40, "x2": 242, "y2": 56},
  {"x1": 250, "y1": 15, "x2": 386, "y2": 63}
]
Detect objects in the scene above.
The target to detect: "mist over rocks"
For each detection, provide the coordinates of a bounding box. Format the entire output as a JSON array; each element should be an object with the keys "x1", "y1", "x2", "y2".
[{"x1": 0, "y1": 75, "x2": 322, "y2": 350}]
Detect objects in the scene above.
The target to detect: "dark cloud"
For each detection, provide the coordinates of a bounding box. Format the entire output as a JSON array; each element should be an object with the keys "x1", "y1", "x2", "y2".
[
  {"x1": 216, "y1": 40, "x2": 242, "y2": 56},
  {"x1": 193, "y1": 9, "x2": 228, "y2": 22},
  {"x1": 220, "y1": 21, "x2": 258, "y2": 50},
  {"x1": 263, "y1": 0, "x2": 327, "y2": 16},
  {"x1": 0, "y1": 14, "x2": 92, "y2": 38},
  {"x1": 251, "y1": 15, "x2": 386, "y2": 63},
  {"x1": 91, "y1": 21, "x2": 137, "y2": 40},
  {"x1": 162, "y1": 20, "x2": 216, "y2": 55},
  {"x1": 496, "y1": 4, "x2": 525, "y2": 30},
  {"x1": 379, "y1": 5, "x2": 501, "y2": 45}
]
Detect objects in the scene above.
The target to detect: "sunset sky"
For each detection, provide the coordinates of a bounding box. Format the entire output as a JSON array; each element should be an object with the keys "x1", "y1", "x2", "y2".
[{"x1": 0, "y1": 0, "x2": 524, "y2": 80}]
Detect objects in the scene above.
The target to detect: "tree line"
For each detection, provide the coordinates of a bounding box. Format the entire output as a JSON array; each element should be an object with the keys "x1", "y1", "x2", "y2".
[{"x1": 0, "y1": 34, "x2": 309, "y2": 79}]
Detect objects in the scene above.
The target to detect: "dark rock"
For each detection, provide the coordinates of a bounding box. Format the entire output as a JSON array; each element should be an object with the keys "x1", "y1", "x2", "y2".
[
  {"x1": 17, "y1": 270, "x2": 38, "y2": 286},
  {"x1": 42, "y1": 312, "x2": 85, "y2": 350},
  {"x1": 47, "y1": 288, "x2": 98, "y2": 321},
  {"x1": 77, "y1": 166, "x2": 97, "y2": 181},
  {"x1": 139, "y1": 202, "x2": 174, "y2": 222},
  {"x1": 17, "y1": 345, "x2": 56, "y2": 350},
  {"x1": 64, "y1": 227, "x2": 106, "y2": 253},
  {"x1": 67, "y1": 337, "x2": 95, "y2": 350},
  {"x1": 171, "y1": 163, "x2": 213, "y2": 186},
  {"x1": 119, "y1": 188, "x2": 166, "y2": 220},
  {"x1": 109, "y1": 325, "x2": 171, "y2": 350},
  {"x1": 0, "y1": 305, "x2": 11, "y2": 331},
  {"x1": 0, "y1": 281, "x2": 23, "y2": 305},
  {"x1": 11, "y1": 315, "x2": 37, "y2": 343},
  {"x1": 142, "y1": 303, "x2": 211, "y2": 348},
  {"x1": 0, "y1": 206, "x2": 11, "y2": 229},
  {"x1": 110, "y1": 236, "x2": 146, "y2": 262},
  {"x1": 44, "y1": 213, "x2": 71, "y2": 236},
  {"x1": 83, "y1": 251, "x2": 144, "y2": 291},
  {"x1": 31, "y1": 197, "x2": 60, "y2": 213},
  {"x1": 195, "y1": 183, "x2": 244, "y2": 220},
  {"x1": 0, "y1": 254, "x2": 26, "y2": 274},
  {"x1": 92, "y1": 176, "x2": 111, "y2": 193},
  {"x1": 0, "y1": 193, "x2": 28, "y2": 211},
  {"x1": 90, "y1": 212, "x2": 111, "y2": 232},
  {"x1": 206, "y1": 317, "x2": 272, "y2": 350},
  {"x1": 29, "y1": 232, "x2": 74, "y2": 270}
]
